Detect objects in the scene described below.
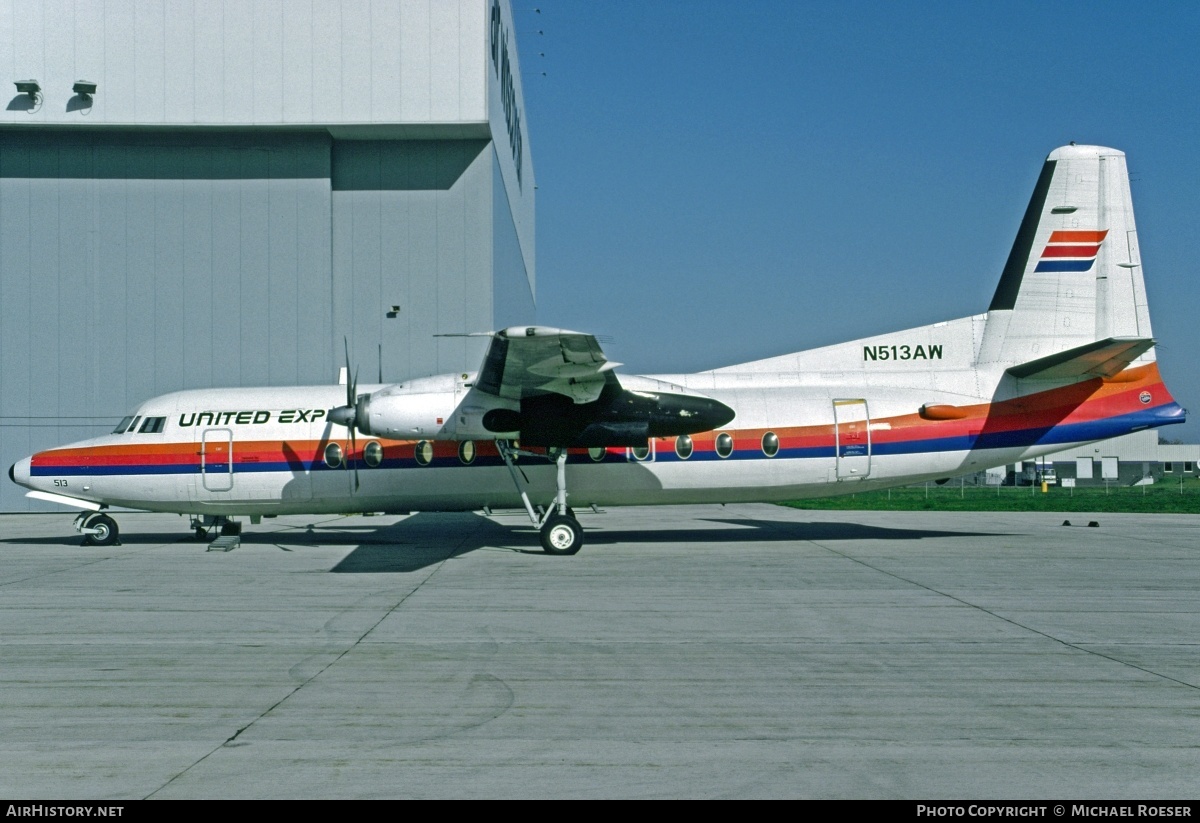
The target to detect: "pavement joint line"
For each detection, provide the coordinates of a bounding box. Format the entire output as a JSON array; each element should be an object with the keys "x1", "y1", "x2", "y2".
[
  {"x1": 796, "y1": 529, "x2": 1200, "y2": 695},
  {"x1": 144, "y1": 521, "x2": 466, "y2": 799},
  {"x1": 0, "y1": 532, "x2": 188, "y2": 589}
]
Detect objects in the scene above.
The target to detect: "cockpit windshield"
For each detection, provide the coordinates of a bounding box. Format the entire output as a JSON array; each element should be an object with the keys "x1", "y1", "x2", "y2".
[{"x1": 111, "y1": 414, "x2": 165, "y2": 434}]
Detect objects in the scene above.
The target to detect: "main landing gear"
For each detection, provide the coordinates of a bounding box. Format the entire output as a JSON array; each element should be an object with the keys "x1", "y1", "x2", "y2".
[
  {"x1": 497, "y1": 440, "x2": 584, "y2": 555},
  {"x1": 73, "y1": 511, "x2": 120, "y2": 547}
]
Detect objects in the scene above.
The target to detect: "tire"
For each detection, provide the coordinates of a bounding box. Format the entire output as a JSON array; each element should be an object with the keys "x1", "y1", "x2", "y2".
[
  {"x1": 540, "y1": 513, "x2": 583, "y2": 556},
  {"x1": 85, "y1": 513, "x2": 119, "y2": 547}
]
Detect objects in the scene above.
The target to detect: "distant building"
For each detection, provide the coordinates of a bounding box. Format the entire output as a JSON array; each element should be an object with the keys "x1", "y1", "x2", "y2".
[
  {"x1": 991, "y1": 430, "x2": 1199, "y2": 487},
  {"x1": 0, "y1": 0, "x2": 534, "y2": 511}
]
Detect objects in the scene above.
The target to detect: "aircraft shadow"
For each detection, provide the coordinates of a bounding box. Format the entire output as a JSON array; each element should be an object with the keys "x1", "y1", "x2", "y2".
[
  {"x1": 329, "y1": 513, "x2": 515, "y2": 574},
  {"x1": 575, "y1": 517, "x2": 1003, "y2": 547},
  {"x1": 1, "y1": 513, "x2": 1007, "y2": 574},
  {"x1": 329, "y1": 513, "x2": 1008, "y2": 573}
]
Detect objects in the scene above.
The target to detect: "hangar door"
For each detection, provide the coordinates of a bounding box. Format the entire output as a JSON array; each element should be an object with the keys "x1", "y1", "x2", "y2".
[{"x1": 834, "y1": 399, "x2": 872, "y2": 480}]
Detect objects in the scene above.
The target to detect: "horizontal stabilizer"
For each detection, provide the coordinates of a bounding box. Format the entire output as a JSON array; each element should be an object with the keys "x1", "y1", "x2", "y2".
[{"x1": 1006, "y1": 337, "x2": 1154, "y2": 380}]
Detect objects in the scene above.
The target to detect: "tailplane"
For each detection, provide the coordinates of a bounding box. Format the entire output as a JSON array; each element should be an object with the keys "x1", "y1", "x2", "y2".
[{"x1": 977, "y1": 145, "x2": 1154, "y2": 371}]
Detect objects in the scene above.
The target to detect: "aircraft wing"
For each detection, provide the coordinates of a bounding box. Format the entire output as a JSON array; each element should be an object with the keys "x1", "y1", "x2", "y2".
[{"x1": 472, "y1": 326, "x2": 622, "y2": 404}]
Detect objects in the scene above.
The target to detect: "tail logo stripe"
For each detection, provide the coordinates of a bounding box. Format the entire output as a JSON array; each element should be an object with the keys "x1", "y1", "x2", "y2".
[
  {"x1": 1047, "y1": 230, "x2": 1108, "y2": 243},
  {"x1": 1034, "y1": 228, "x2": 1108, "y2": 273}
]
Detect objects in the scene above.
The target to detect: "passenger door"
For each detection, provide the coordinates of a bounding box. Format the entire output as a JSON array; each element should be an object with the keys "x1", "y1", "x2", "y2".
[
  {"x1": 833, "y1": 399, "x2": 871, "y2": 480},
  {"x1": 201, "y1": 428, "x2": 234, "y2": 492}
]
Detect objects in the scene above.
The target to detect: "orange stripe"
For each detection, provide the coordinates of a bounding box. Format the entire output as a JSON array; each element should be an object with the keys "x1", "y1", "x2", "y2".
[{"x1": 1048, "y1": 230, "x2": 1108, "y2": 243}]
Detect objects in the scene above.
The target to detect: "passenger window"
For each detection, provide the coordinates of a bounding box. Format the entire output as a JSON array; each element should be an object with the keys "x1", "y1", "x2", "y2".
[
  {"x1": 458, "y1": 441, "x2": 476, "y2": 465},
  {"x1": 415, "y1": 440, "x2": 433, "y2": 466},
  {"x1": 716, "y1": 433, "x2": 733, "y2": 458},
  {"x1": 363, "y1": 441, "x2": 384, "y2": 468},
  {"x1": 675, "y1": 435, "x2": 693, "y2": 460},
  {"x1": 324, "y1": 443, "x2": 343, "y2": 469},
  {"x1": 761, "y1": 431, "x2": 779, "y2": 457}
]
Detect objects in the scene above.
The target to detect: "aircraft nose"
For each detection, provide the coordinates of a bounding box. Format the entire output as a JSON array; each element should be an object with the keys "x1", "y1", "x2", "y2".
[{"x1": 9, "y1": 456, "x2": 31, "y2": 488}]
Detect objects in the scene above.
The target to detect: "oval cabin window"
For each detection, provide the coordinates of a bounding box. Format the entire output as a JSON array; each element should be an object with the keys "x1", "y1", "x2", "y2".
[
  {"x1": 324, "y1": 442, "x2": 344, "y2": 469},
  {"x1": 363, "y1": 441, "x2": 384, "y2": 468},
  {"x1": 675, "y1": 435, "x2": 693, "y2": 460},
  {"x1": 414, "y1": 440, "x2": 433, "y2": 466},
  {"x1": 715, "y1": 433, "x2": 733, "y2": 459},
  {"x1": 761, "y1": 432, "x2": 779, "y2": 457},
  {"x1": 458, "y1": 441, "x2": 476, "y2": 465}
]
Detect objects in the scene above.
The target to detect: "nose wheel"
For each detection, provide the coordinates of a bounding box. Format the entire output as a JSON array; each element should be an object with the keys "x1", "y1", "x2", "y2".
[
  {"x1": 74, "y1": 512, "x2": 120, "y2": 546},
  {"x1": 540, "y1": 513, "x2": 583, "y2": 555}
]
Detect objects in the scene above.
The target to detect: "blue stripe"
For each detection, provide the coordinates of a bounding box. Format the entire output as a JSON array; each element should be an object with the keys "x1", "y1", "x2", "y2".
[{"x1": 1035, "y1": 259, "x2": 1095, "y2": 273}]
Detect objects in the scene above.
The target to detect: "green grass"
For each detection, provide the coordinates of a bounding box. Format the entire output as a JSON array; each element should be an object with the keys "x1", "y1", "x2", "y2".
[{"x1": 782, "y1": 477, "x2": 1200, "y2": 513}]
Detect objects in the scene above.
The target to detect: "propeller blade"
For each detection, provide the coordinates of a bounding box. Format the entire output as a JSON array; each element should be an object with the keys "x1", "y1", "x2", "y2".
[
  {"x1": 350, "y1": 366, "x2": 360, "y2": 493},
  {"x1": 344, "y1": 337, "x2": 356, "y2": 412}
]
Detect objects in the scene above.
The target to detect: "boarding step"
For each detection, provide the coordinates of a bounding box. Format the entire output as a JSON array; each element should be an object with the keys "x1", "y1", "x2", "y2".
[{"x1": 207, "y1": 535, "x2": 241, "y2": 552}]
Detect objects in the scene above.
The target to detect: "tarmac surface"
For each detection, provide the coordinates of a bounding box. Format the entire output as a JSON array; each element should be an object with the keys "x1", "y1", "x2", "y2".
[{"x1": 0, "y1": 504, "x2": 1197, "y2": 799}]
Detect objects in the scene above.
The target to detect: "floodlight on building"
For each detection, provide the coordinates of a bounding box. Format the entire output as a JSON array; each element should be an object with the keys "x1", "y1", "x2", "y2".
[
  {"x1": 14, "y1": 79, "x2": 40, "y2": 100},
  {"x1": 73, "y1": 80, "x2": 97, "y2": 98}
]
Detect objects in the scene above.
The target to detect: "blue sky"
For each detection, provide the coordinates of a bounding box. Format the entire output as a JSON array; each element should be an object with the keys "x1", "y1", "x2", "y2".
[{"x1": 517, "y1": 1, "x2": 1200, "y2": 440}]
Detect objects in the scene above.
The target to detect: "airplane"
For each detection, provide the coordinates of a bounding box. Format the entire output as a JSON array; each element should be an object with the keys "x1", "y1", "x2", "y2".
[{"x1": 8, "y1": 144, "x2": 1187, "y2": 555}]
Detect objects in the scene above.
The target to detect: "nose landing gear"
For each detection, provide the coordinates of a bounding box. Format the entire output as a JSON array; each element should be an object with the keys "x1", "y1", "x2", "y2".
[{"x1": 73, "y1": 511, "x2": 120, "y2": 546}]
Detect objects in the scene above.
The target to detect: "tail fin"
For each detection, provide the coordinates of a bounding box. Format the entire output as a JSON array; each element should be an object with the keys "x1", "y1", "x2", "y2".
[{"x1": 977, "y1": 145, "x2": 1153, "y2": 370}]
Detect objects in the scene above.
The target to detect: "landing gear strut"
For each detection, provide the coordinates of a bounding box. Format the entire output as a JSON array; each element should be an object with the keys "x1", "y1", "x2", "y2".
[{"x1": 497, "y1": 440, "x2": 584, "y2": 555}]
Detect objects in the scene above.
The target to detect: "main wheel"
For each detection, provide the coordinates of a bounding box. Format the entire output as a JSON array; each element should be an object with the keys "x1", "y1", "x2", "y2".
[
  {"x1": 540, "y1": 513, "x2": 583, "y2": 556},
  {"x1": 85, "y1": 513, "x2": 120, "y2": 547}
]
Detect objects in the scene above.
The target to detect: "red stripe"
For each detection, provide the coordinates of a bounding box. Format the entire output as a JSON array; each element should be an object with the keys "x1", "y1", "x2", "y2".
[{"x1": 1041, "y1": 244, "x2": 1101, "y2": 258}]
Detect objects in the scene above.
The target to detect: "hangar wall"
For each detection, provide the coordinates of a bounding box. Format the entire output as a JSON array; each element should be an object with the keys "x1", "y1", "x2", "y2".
[{"x1": 0, "y1": 0, "x2": 535, "y2": 511}]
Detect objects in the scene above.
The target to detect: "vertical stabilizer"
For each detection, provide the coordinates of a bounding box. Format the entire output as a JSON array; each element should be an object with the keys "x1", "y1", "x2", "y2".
[{"x1": 978, "y1": 145, "x2": 1152, "y2": 369}]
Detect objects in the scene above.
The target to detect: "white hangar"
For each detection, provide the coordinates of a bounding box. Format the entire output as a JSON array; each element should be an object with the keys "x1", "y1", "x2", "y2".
[{"x1": 0, "y1": 0, "x2": 535, "y2": 511}]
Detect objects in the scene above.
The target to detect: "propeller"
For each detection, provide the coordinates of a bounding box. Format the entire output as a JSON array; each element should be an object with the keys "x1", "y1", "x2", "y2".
[{"x1": 328, "y1": 338, "x2": 361, "y2": 492}]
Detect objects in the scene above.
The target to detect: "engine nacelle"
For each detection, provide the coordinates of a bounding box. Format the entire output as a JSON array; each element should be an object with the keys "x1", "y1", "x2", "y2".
[
  {"x1": 350, "y1": 373, "x2": 733, "y2": 448},
  {"x1": 356, "y1": 375, "x2": 458, "y2": 439},
  {"x1": 355, "y1": 377, "x2": 520, "y2": 440}
]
